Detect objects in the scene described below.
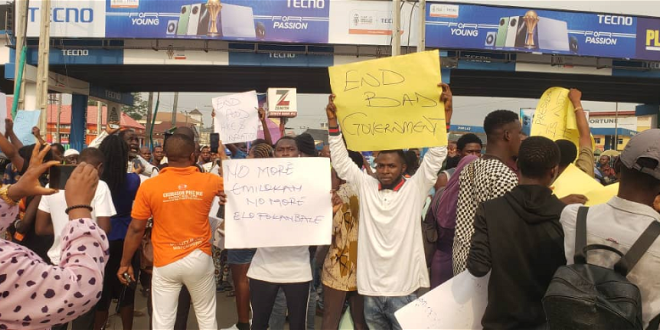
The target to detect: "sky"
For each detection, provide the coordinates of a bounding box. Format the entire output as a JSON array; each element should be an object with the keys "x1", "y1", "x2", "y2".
[{"x1": 140, "y1": 92, "x2": 641, "y2": 134}]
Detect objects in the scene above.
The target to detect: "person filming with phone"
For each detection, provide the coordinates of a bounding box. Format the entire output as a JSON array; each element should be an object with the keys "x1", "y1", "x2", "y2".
[
  {"x1": 34, "y1": 148, "x2": 116, "y2": 329},
  {"x1": 0, "y1": 142, "x2": 111, "y2": 329}
]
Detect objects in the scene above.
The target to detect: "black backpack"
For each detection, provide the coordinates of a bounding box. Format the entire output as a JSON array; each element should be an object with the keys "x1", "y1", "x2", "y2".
[{"x1": 543, "y1": 207, "x2": 660, "y2": 330}]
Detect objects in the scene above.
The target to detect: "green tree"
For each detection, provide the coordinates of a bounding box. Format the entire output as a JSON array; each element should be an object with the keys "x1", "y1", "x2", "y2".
[{"x1": 123, "y1": 93, "x2": 149, "y2": 120}]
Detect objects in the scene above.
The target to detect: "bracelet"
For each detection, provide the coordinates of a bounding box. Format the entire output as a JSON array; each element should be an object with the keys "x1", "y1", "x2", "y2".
[
  {"x1": 0, "y1": 185, "x2": 20, "y2": 206},
  {"x1": 574, "y1": 107, "x2": 584, "y2": 111},
  {"x1": 65, "y1": 205, "x2": 93, "y2": 215}
]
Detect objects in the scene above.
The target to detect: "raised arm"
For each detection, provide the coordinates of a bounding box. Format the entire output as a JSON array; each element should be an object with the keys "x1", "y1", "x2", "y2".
[
  {"x1": 88, "y1": 123, "x2": 120, "y2": 149},
  {"x1": 568, "y1": 89, "x2": 590, "y2": 149},
  {"x1": 327, "y1": 95, "x2": 365, "y2": 185},
  {"x1": 5, "y1": 118, "x2": 23, "y2": 149},
  {"x1": 412, "y1": 83, "x2": 452, "y2": 194},
  {"x1": 32, "y1": 126, "x2": 46, "y2": 145},
  {"x1": 568, "y1": 89, "x2": 595, "y2": 177},
  {"x1": 259, "y1": 108, "x2": 273, "y2": 146},
  {"x1": 0, "y1": 128, "x2": 24, "y2": 173}
]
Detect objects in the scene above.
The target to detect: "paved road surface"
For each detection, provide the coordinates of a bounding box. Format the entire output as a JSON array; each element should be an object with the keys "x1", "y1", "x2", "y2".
[{"x1": 99, "y1": 286, "x2": 323, "y2": 330}]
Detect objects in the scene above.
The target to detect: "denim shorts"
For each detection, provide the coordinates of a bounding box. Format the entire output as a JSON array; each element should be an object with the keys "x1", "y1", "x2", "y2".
[{"x1": 227, "y1": 248, "x2": 257, "y2": 265}]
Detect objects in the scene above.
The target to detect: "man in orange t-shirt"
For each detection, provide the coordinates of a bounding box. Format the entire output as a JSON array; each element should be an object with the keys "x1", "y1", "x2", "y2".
[{"x1": 118, "y1": 134, "x2": 223, "y2": 330}]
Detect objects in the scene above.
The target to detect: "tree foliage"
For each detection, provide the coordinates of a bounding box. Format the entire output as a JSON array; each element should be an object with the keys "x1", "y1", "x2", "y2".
[{"x1": 123, "y1": 93, "x2": 149, "y2": 120}]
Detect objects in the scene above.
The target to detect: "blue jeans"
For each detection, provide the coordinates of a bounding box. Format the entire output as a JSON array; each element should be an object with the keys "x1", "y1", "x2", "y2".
[{"x1": 364, "y1": 293, "x2": 418, "y2": 330}]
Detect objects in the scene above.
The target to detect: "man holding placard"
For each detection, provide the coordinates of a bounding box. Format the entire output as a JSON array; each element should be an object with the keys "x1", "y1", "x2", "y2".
[{"x1": 325, "y1": 78, "x2": 452, "y2": 329}]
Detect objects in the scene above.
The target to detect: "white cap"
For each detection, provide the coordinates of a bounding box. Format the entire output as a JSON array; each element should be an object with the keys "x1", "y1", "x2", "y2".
[{"x1": 64, "y1": 149, "x2": 80, "y2": 157}]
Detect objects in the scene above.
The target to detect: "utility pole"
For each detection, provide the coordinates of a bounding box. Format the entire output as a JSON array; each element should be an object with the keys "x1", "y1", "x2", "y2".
[
  {"x1": 56, "y1": 94, "x2": 61, "y2": 143},
  {"x1": 14, "y1": 0, "x2": 29, "y2": 112},
  {"x1": 172, "y1": 92, "x2": 179, "y2": 126},
  {"x1": 614, "y1": 102, "x2": 619, "y2": 151},
  {"x1": 97, "y1": 101, "x2": 103, "y2": 135},
  {"x1": 392, "y1": 0, "x2": 401, "y2": 56},
  {"x1": 36, "y1": 0, "x2": 51, "y2": 132},
  {"x1": 145, "y1": 92, "x2": 154, "y2": 147},
  {"x1": 418, "y1": 0, "x2": 426, "y2": 52}
]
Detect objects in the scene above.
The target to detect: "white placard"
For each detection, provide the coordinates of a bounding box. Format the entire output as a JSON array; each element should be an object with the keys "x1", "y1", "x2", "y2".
[
  {"x1": 395, "y1": 271, "x2": 490, "y2": 329},
  {"x1": 212, "y1": 91, "x2": 259, "y2": 144},
  {"x1": 222, "y1": 158, "x2": 332, "y2": 249}
]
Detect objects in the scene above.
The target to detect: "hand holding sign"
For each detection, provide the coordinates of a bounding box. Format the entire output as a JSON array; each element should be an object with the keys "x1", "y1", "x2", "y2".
[
  {"x1": 328, "y1": 50, "x2": 447, "y2": 151},
  {"x1": 13, "y1": 110, "x2": 42, "y2": 146}
]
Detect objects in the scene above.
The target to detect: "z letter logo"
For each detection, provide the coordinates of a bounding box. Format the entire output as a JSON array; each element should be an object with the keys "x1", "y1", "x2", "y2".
[{"x1": 276, "y1": 90, "x2": 290, "y2": 106}]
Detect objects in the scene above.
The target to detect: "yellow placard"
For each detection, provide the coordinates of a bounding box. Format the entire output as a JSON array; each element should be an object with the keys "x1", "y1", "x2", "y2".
[
  {"x1": 552, "y1": 164, "x2": 603, "y2": 199},
  {"x1": 552, "y1": 164, "x2": 618, "y2": 206},
  {"x1": 531, "y1": 87, "x2": 577, "y2": 144},
  {"x1": 585, "y1": 183, "x2": 618, "y2": 206},
  {"x1": 328, "y1": 50, "x2": 447, "y2": 151},
  {"x1": 531, "y1": 87, "x2": 595, "y2": 151}
]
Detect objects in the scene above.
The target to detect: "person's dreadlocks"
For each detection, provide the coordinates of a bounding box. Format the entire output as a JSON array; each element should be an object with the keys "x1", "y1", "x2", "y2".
[{"x1": 98, "y1": 134, "x2": 129, "y2": 194}]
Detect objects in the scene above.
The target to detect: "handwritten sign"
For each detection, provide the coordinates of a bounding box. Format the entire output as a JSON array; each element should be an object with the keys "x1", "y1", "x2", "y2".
[
  {"x1": 328, "y1": 50, "x2": 446, "y2": 151},
  {"x1": 212, "y1": 91, "x2": 259, "y2": 144},
  {"x1": 222, "y1": 157, "x2": 332, "y2": 248},
  {"x1": 395, "y1": 271, "x2": 490, "y2": 329},
  {"x1": 14, "y1": 110, "x2": 41, "y2": 146},
  {"x1": 530, "y1": 87, "x2": 595, "y2": 151}
]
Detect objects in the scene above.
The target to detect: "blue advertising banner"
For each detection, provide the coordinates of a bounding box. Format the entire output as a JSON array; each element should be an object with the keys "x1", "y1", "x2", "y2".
[
  {"x1": 228, "y1": 44, "x2": 333, "y2": 67},
  {"x1": 425, "y1": 2, "x2": 647, "y2": 60},
  {"x1": 89, "y1": 85, "x2": 134, "y2": 106},
  {"x1": 105, "y1": 0, "x2": 329, "y2": 43},
  {"x1": 636, "y1": 17, "x2": 660, "y2": 61},
  {"x1": 27, "y1": 48, "x2": 124, "y2": 65}
]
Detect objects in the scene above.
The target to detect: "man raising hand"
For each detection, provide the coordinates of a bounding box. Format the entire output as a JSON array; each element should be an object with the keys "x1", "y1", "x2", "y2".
[{"x1": 325, "y1": 83, "x2": 452, "y2": 330}]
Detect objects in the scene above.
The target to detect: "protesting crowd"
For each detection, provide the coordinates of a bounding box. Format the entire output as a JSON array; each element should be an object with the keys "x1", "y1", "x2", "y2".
[{"x1": 0, "y1": 78, "x2": 659, "y2": 330}]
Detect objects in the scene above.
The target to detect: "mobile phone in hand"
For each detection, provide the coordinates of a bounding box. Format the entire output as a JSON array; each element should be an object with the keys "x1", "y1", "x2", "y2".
[
  {"x1": 49, "y1": 165, "x2": 76, "y2": 190},
  {"x1": 210, "y1": 133, "x2": 219, "y2": 153}
]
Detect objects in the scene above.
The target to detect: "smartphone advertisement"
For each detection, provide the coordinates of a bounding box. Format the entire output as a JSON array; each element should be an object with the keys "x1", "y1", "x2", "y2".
[
  {"x1": 425, "y1": 3, "x2": 659, "y2": 61},
  {"x1": 104, "y1": 0, "x2": 330, "y2": 43}
]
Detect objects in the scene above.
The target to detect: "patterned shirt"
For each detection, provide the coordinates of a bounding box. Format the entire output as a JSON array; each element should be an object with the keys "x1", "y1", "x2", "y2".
[
  {"x1": 322, "y1": 183, "x2": 359, "y2": 292},
  {"x1": 3, "y1": 163, "x2": 21, "y2": 185},
  {"x1": 453, "y1": 158, "x2": 518, "y2": 275},
  {"x1": 0, "y1": 198, "x2": 109, "y2": 330}
]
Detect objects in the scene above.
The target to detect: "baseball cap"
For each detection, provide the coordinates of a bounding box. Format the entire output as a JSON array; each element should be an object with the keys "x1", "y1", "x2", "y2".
[
  {"x1": 620, "y1": 129, "x2": 660, "y2": 180},
  {"x1": 63, "y1": 149, "x2": 79, "y2": 157}
]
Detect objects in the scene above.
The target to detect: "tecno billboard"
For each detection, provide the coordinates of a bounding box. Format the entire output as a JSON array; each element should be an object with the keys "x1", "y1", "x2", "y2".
[
  {"x1": 24, "y1": 0, "x2": 660, "y2": 61},
  {"x1": 25, "y1": 0, "x2": 420, "y2": 46},
  {"x1": 424, "y1": 2, "x2": 660, "y2": 61}
]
